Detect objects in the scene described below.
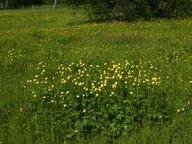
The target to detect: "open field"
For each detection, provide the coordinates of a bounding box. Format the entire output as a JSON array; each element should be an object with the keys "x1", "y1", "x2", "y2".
[{"x1": 0, "y1": 8, "x2": 192, "y2": 143}]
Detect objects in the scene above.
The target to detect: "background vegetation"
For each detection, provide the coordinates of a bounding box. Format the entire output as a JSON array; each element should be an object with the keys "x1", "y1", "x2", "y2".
[{"x1": 1, "y1": 0, "x2": 192, "y2": 21}]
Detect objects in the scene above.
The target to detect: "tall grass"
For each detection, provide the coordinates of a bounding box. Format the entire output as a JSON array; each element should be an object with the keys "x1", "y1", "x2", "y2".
[{"x1": 0, "y1": 8, "x2": 192, "y2": 143}]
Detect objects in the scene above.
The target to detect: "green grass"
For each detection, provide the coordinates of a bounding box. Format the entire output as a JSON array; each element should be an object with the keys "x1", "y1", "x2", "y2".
[{"x1": 0, "y1": 7, "x2": 192, "y2": 144}]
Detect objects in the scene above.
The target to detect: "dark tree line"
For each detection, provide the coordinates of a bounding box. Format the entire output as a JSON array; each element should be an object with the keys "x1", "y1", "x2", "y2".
[
  {"x1": 1, "y1": 0, "x2": 192, "y2": 21},
  {"x1": 63, "y1": 0, "x2": 192, "y2": 21},
  {"x1": 0, "y1": 0, "x2": 44, "y2": 9}
]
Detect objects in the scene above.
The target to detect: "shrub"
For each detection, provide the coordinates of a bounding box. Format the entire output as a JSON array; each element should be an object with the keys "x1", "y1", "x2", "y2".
[
  {"x1": 62, "y1": 0, "x2": 192, "y2": 21},
  {"x1": 25, "y1": 60, "x2": 173, "y2": 140}
]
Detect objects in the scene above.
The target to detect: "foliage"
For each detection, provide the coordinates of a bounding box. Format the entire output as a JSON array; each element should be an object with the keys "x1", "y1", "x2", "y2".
[
  {"x1": 2, "y1": 0, "x2": 192, "y2": 20},
  {"x1": 60, "y1": 0, "x2": 192, "y2": 21},
  {"x1": 0, "y1": 0, "x2": 44, "y2": 9},
  {"x1": 25, "y1": 60, "x2": 171, "y2": 139}
]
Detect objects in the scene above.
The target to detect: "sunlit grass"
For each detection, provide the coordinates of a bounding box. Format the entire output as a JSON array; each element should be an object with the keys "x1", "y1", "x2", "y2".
[{"x1": 0, "y1": 8, "x2": 192, "y2": 143}]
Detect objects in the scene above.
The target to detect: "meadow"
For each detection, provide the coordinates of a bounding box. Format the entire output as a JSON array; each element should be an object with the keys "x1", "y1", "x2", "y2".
[{"x1": 0, "y1": 8, "x2": 192, "y2": 144}]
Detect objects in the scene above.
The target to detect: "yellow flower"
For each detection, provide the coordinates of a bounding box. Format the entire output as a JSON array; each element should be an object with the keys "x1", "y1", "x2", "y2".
[
  {"x1": 51, "y1": 85, "x2": 54, "y2": 88},
  {"x1": 177, "y1": 109, "x2": 180, "y2": 112},
  {"x1": 63, "y1": 104, "x2": 67, "y2": 107},
  {"x1": 83, "y1": 109, "x2": 86, "y2": 113},
  {"x1": 78, "y1": 82, "x2": 83, "y2": 86},
  {"x1": 151, "y1": 81, "x2": 155, "y2": 85},
  {"x1": 20, "y1": 108, "x2": 23, "y2": 112},
  {"x1": 111, "y1": 92, "x2": 115, "y2": 95},
  {"x1": 100, "y1": 84, "x2": 104, "y2": 88},
  {"x1": 189, "y1": 81, "x2": 192, "y2": 84},
  {"x1": 130, "y1": 92, "x2": 133, "y2": 95},
  {"x1": 152, "y1": 77, "x2": 157, "y2": 81},
  {"x1": 76, "y1": 95, "x2": 80, "y2": 98},
  {"x1": 51, "y1": 100, "x2": 54, "y2": 103},
  {"x1": 117, "y1": 74, "x2": 122, "y2": 79},
  {"x1": 27, "y1": 80, "x2": 32, "y2": 83}
]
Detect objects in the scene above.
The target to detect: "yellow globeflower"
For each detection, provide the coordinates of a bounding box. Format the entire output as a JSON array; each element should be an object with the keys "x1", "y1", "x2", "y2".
[
  {"x1": 51, "y1": 85, "x2": 54, "y2": 88},
  {"x1": 76, "y1": 95, "x2": 80, "y2": 98},
  {"x1": 20, "y1": 108, "x2": 23, "y2": 112},
  {"x1": 177, "y1": 109, "x2": 180, "y2": 112},
  {"x1": 51, "y1": 100, "x2": 54, "y2": 103},
  {"x1": 111, "y1": 92, "x2": 115, "y2": 95},
  {"x1": 152, "y1": 77, "x2": 157, "y2": 81},
  {"x1": 100, "y1": 84, "x2": 104, "y2": 88},
  {"x1": 117, "y1": 74, "x2": 122, "y2": 79},
  {"x1": 63, "y1": 104, "x2": 67, "y2": 107},
  {"x1": 130, "y1": 92, "x2": 133, "y2": 95}
]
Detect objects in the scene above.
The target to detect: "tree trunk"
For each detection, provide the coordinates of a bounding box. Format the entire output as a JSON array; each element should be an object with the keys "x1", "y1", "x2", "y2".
[
  {"x1": 5, "y1": 0, "x2": 8, "y2": 8},
  {"x1": 53, "y1": 0, "x2": 57, "y2": 9}
]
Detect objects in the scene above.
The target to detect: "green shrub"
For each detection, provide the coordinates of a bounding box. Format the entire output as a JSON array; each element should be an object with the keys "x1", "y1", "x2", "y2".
[
  {"x1": 25, "y1": 60, "x2": 173, "y2": 140},
  {"x1": 62, "y1": 0, "x2": 192, "y2": 21}
]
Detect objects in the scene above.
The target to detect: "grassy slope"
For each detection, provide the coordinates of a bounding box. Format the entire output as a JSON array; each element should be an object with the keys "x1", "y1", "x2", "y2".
[{"x1": 0, "y1": 8, "x2": 192, "y2": 143}]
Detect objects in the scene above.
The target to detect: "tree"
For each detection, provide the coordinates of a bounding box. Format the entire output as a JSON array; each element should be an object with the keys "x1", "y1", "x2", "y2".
[
  {"x1": 62, "y1": 0, "x2": 192, "y2": 21},
  {"x1": 53, "y1": 0, "x2": 57, "y2": 9},
  {"x1": 0, "y1": 0, "x2": 9, "y2": 8}
]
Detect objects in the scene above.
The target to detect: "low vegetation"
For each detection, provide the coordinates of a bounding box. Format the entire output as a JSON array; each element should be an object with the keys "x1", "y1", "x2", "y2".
[{"x1": 0, "y1": 8, "x2": 192, "y2": 143}]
